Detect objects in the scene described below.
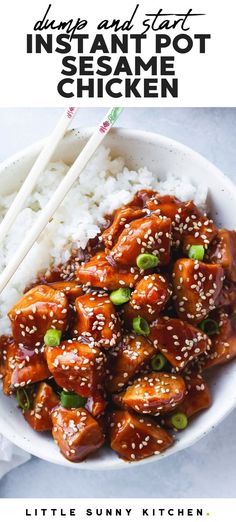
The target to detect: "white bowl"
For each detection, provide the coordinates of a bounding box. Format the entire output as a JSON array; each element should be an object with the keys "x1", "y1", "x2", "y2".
[{"x1": 0, "y1": 128, "x2": 236, "y2": 470}]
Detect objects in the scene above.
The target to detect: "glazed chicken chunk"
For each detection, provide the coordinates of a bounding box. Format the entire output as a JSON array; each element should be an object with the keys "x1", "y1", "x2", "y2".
[
  {"x1": 173, "y1": 259, "x2": 224, "y2": 324},
  {"x1": 102, "y1": 207, "x2": 148, "y2": 249},
  {"x1": 146, "y1": 195, "x2": 217, "y2": 252},
  {"x1": 24, "y1": 382, "x2": 59, "y2": 431},
  {"x1": 111, "y1": 214, "x2": 172, "y2": 267},
  {"x1": 45, "y1": 340, "x2": 107, "y2": 415},
  {"x1": 199, "y1": 311, "x2": 236, "y2": 369},
  {"x1": 129, "y1": 273, "x2": 172, "y2": 321},
  {"x1": 117, "y1": 372, "x2": 186, "y2": 415},
  {"x1": 74, "y1": 293, "x2": 120, "y2": 349},
  {"x1": 162, "y1": 372, "x2": 211, "y2": 427},
  {"x1": 76, "y1": 252, "x2": 142, "y2": 290},
  {"x1": 110, "y1": 410, "x2": 173, "y2": 461},
  {"x1": 149, "y1": 318, "x2": 211, "y2": 372},
  {"x1": 179, "y1": 372, "x2": 211, "y2": 418},
  {"x1": 107, "y1": 334, "x2": 156, "y2": 393},
  {"x1": 48, "y1": 281, "x2": 83, "y2": 302},
  {"x1": 209, "y1": 229, "x2": 236, "y2": 282},
  {"x1": 0, "y1": 340, "x2": 50, "y2": 395},
  {"x1": 52, "y1": 406, "x2": 104, "y2": 462},
  {"x1": 8, "y1": 285, "x2": 69, "y2": 348}
]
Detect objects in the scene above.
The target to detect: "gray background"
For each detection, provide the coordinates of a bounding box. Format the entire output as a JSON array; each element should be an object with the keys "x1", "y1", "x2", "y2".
[{"x1": 0, "y1": 108, "x2": 236, "y2": 498}]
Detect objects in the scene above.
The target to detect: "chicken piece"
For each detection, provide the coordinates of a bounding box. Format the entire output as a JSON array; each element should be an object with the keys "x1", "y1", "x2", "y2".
[
  {"x1": 146, "y1": 196, "x2": 216, "y2": 252},
  {"x1": 1, "y1": 340, "x2": 50, "y2": 395},
  {"x1": 85, "y1": 395, "x2": 107, "y2": 418},
  {"x1": 112, "y1": 390, "x2": 126, "y2": 409},
  {"x1": 45, "y1": 340, "x2": 107, "y2": 415},
  {"x1": 163, "y1": 372, "x2": 211, "y2": 426},
  {"x1": 109, "y1": 410, "x2": 173, "y2": 461},
  {"x1": 180, "y1": 372, "x2": 211, "y2": 417},
  {"x1": 76, "y1": 252, "x2": 142, "y2": 290},
  {"x1": 48, "y1": 281, "x2": 83, "y2": 302},
  {"x1": 111, "y1": 215, "x2": 172, "y2": 267},
  {"x1": 149, "y1": 318, "x2": 211, "y2": 372},
  {"x1": 172, "y1": 259, "x2": 224, "y2": 324},
  {"x1": 102, "y1": 207, "x2": 148, "y2": 249},
  {"x1": 8, "y1": 285, "x2": 69, "y2": 348},
  {"x1": 129, "y1": 189, "x2": 159, "y2": 209},
  {"x1": 129, "y1": 274, "x2": 172, "y2": 321},
  {"x1": 52, "y1": 406, "x2": 104, "y2": 462},
  {"x1": 24, "y1": 382, "x2": 59, "y2": 431},
  {"x1": 209, "y1": 229, "x2": 236, "y2": 282},
  {"x1": 121, "y1": 302, "x2": 140, "y2": 330},
  {"x1": 200, "y1": 311, "x2": 236, "y2": 369},
  {"x1": 146, "y1": 193, "x2": 181, "y2": 221},
  {"x1": 0, "y1": 336, "x2": 9, "y2": 368},
  {"x1": 175, "y1": 201, "x2": 217, "y2": 253},
  {"x1": 74, "y1": 293, "x2": 120, "y2": 349},
  {"x1": 107, "y1": 334, "x2": 156, "y2": 393},
  {"x1": 119, "y1": 372, "x2": 186, "y2": 416},
  {"x1": 216, "y1": 280, "x2": 236, "y2": 311}
]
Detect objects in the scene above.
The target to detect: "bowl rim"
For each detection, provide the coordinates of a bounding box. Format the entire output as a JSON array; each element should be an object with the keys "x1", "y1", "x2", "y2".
[{"x1": 0, "y1": 126, "x2": 236, "y2": 470}]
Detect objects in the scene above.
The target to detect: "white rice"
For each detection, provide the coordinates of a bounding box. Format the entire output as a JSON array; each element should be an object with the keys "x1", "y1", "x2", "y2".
[{"x1": 0, "y1": 146, "x2": 207, "y2": 335}]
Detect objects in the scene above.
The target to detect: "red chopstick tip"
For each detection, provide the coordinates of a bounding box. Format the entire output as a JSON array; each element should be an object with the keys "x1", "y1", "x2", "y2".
[{"x1": 67, "y1": 108, "x2": 76, "y2": 119}]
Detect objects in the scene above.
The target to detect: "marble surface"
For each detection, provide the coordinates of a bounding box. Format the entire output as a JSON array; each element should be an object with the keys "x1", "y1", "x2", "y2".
[{"x1": 0, "y1": 107, "x2": 236, "y2": 498}]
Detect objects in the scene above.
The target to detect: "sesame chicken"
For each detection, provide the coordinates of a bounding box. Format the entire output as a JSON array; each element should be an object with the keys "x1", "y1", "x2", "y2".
[
  {"x1": 174, "y1": 200, "x2": 217, "y2": 253},
  {"x1": 199, "y1": 310, "x2": 236, "y2": 369},
  {"x1": 24, "y1": 382, "x2": 59, "y2": 431},
  {"x1": 52, "y1": 406, "x2": 104, "y2": 462},
  {"x1": 74, "y1": 293, "x2": 120, "y2": 349},
  {"x1": 162, "y1": 372, "x2": 211, "y2": 426},
  {"x1": 209, "y1": 229, "x2": 236, "y2": 282},
  {"x1": 111, "y1": 214, "x2": 172, "y2": 267},
  {"x1": 8, "y1": 285, "x2": 69, "y2": 348},
  {"x1": 149, "y1": 317, "x2": 211, "y2": 372},
  {"x1": 179, "y1": 371, "x2": 211, "y2": 418},
  {"x1": 76, "y1": 251, "x2": 142, "y2": 290},
  {"x1": 173, "y1": 259, "x2": 224, "y2": 324},
  {"x1": 129, "y1": 273, "x2": 172, "y2": 321},
  {"x1": 216, "y1": 280, "x2": 236, "y2": 310},
  {"x1": 48, "y1": 281, "x2": 84, "y2": 302},
  {"x1": 118, "y1": 372, "x2": 186, "y2": 415},
  {"x1": 109, "y1": 410, "x2": 173, "y2": 461},
  {"x1": 102, "y1": 206, "x2": 148, "y2": 249},
  {"x1": 0, "y1": 339, "x2": 50, "y2": 395},
  {"x1": 1, "y1": 188, "x2": 236, "y2": 463},
  {"x1": 107, "y1": 334, "x2": 155, "y2": 393},
  {"x1": 127, "y1": 189, "x2": 159, "y2": 209},
  {"x1": 45, "y1": 340, "x2": 107, "y2": 413},
  {"x1": 146, "y1": 195, "x2": 217, "y2": 252}
]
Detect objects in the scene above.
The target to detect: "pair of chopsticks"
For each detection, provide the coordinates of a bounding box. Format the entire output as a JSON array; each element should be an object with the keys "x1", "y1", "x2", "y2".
[{"x1": 0, "y1": 107, "x2": 123, "y2": 293}]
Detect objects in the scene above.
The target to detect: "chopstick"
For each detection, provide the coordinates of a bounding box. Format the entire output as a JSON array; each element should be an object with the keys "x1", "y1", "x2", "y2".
[
  {"x1": 0, "y1": 107, "x2": 123, "y2": 293},
  {"x1": 0, "y1": 107, "x2": 78, "y2": 244}
]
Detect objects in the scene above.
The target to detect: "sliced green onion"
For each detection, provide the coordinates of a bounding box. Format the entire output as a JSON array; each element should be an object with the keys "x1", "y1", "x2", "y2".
[
  {"x1": 110, "y1": 287, "x2": 131, "y2": 305},
  {"x1": 16, "y1": 388, "x2": 31, "y2": 411},
  {"x1": 133, "y1": 316, "x2": 150, "y2": 336},
  {"x1": 198, "y1": 318, "x2": 219, "y2": 336},
  {"x1": 136, "y1": 253, "x2": 160, "y2": 270},
  {"x1": 44, "y1": 328, "x2": 62, "y2": 347},
  {"x1": 171, "y1": 412, "x2": 188, "y2": 430},
  {"x1": 151, "y1": 353, "x2": 167, "y2": 371},
  {"x1": 188, "y1": 245, "x2": 205, "y2": 261},
  {"x1": 60, "y1": 390, "x2": 86, "y2": 409}
]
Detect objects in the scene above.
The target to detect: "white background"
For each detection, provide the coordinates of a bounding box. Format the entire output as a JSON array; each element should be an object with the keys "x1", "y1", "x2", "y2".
[
  {"x1": 1, "y1": 498, "x2": 236, "y2": 522},
  {"x1": 0, "y1": 0, "x2": 235, "y2": 106}
]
